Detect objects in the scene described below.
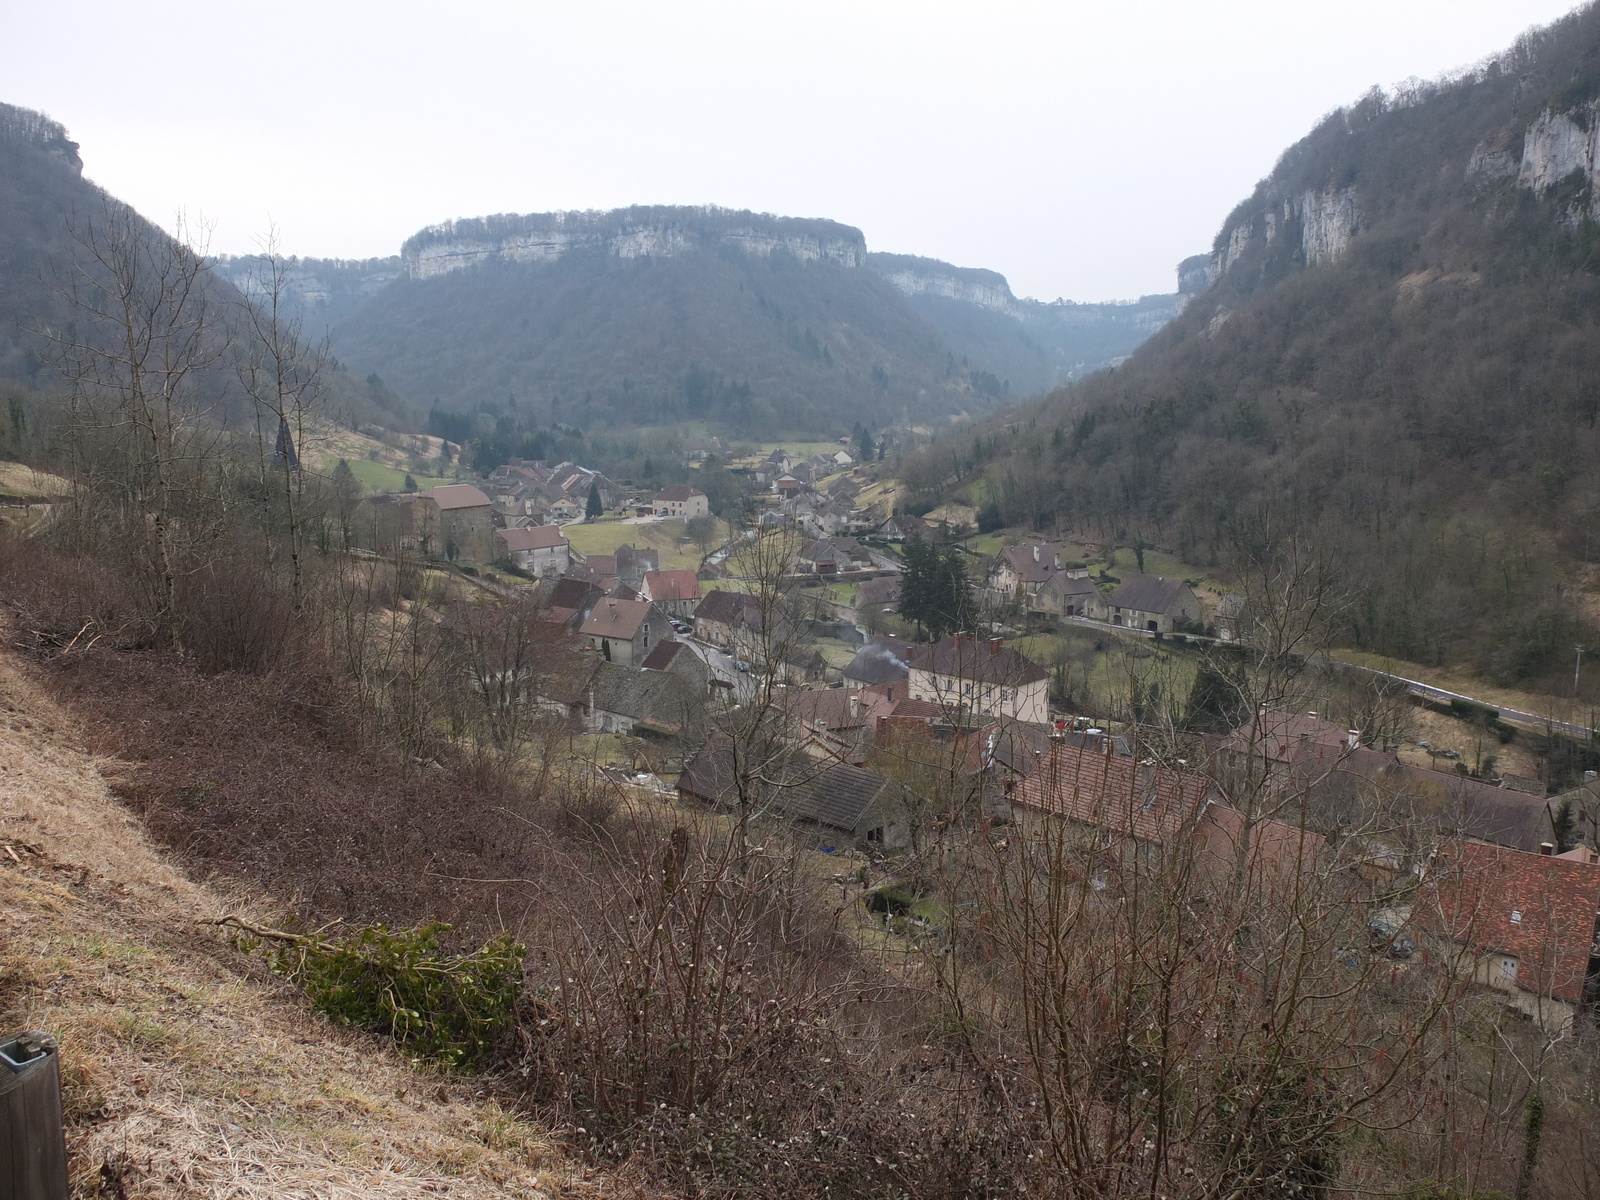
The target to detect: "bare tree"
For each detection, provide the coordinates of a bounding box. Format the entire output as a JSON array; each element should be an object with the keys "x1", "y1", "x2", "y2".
[
  {"x1": 43, "y1": 202, "x2": 228, "y2": 648},
  {"x1": 234, "y1": 231, "x2": 330, "y2": 612}
]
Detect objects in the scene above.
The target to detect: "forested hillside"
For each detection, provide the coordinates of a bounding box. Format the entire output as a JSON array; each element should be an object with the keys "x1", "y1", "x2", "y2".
[
  {"x1": 213, "y1": 208, "x2": 1184, "y2": 440},
  {"x1": 0, "y1": 101, "x2": 420, "y2": 437},
  {"x1": 908, "y1": 4, "x2": 1600, "y2": 691},
  {"x1": 0, "y1": 104, "x2": 96, "y2": 387},
  {"x1": 330, "y1": 208, "x2": 980, "y2": 437},
  {"x1": 868, "y1": 251, "x2": 1186, "y2": 396}
]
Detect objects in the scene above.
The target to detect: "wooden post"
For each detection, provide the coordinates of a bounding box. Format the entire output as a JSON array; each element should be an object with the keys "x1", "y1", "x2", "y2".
[{"x1": 1, "y1": 1032, "x2": 68, "y2": 1200}]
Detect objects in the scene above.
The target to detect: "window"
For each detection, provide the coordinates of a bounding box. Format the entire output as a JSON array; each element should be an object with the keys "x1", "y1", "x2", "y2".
[
  {"x1": 1001, "y1": 689, "x2": 1012, "y2": 702},
  {"x1": 1510, "y1": 910, "x2": 1523, "y2": 924},
  {"x1": 964, "y1": 682, "x2": 973, "y2": 696}
]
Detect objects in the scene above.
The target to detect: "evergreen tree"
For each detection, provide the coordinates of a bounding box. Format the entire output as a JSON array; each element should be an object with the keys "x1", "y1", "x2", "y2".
[
  {"x1": 898, "y1": 537, "x2": 972, "y2": 640},
  {"x1": 1553, "y1": 799, "x2": 1579, "y2": 853},
  {"x1": 403, "y1": 473, "x2": 418, "y2": 493},
  {"x1": 586, "y1": 479, "x2": 604, "y2": 518}
]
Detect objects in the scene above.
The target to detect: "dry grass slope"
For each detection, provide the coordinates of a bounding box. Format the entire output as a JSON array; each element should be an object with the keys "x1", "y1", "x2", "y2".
[{"x1": 0, "y1": 648, "x2": 594, "y2": 1200}]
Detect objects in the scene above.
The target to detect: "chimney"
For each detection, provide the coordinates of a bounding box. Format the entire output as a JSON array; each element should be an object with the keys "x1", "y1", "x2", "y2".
[
  {"x1": 1032, "y1": 545, "x2": 1040, "y2": 562},
  {"x1": 1539, "y1": 842, "x2": 1554, "y2": 855},
  {"x1": 988, "y1": 636, "x2": 1004, "y2": 654},
  {"x1": 1346, "y1": 729, "x2": 1361, "y2": 749}
]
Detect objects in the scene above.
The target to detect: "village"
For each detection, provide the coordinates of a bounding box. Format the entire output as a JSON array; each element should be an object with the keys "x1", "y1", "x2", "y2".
[{"x1": 346, "y1": 442, "x2": 1600, "y2": 1037}]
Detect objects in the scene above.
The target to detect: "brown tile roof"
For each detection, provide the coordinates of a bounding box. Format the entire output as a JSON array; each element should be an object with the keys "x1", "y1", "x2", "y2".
[
  {"x1": 1430, "y1": 841, "x2": 1600, "y2": 1003},
  {"x1": 908, "y1": 636, "x2": 1048, "y2": 687},
  {"x1": 695, "y1": 589, "x2": 750, "y2": 626},
  {"x1": 544, "y1": 577, "x2": 603, "y2": 615},
  {"x1": 640, "y1": 639, "x2": 692, "y2": 671},
  {"x1": 644, "y1": 570, "x2": 701, "y2": 603},
  {"x1": 1012, "y1": 742, "x2": 1213, "y2": 845},
  {"x1": 583, "y1": 554, "x2": 618, "y2": 576},
  {"x1": 579, "y1": 598, "x2": 660, "y2": 641},
  {"x1": 497, "y1": 525, "x2": 568, "y2": 552},
  {"x1": 427, "y1": 483, "x2": 492, "y2": 510}
]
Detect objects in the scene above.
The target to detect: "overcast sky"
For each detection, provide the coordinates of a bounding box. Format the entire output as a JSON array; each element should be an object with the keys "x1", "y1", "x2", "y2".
[{"x1": 1, "y1": 1, "x2": 1583, "y2": 301}]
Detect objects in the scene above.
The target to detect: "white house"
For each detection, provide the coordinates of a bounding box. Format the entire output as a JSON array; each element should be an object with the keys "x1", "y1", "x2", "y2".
[
  {"x1": 496, "y1": 525, "x2": 571, "y2": 576},
  {"x1": 654, "y1": 485, "x2": 709, "y2": 519},
  {"x1": 907, "y1": 635, "x2": 1049, "y2": 724}
]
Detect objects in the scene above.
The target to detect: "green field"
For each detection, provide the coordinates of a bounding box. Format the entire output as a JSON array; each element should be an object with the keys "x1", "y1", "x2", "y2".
[
  {"x1": 562, "y1": 515, "x2": 731, "y2": 571},
  {"x1": 345, "y1": 459, "x2": 456, "y2": 495}
]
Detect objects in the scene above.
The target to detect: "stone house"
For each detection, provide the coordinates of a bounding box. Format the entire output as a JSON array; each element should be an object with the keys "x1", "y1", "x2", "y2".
[
  {"x1": 1104, "y1": 574, "x2": 1201, "y2": 633},
  {"x1": 495, "y1": 524, "x2": 571, "y2": 576},
  {"x1": 1428, "y1": 840, "x2": 1600, "y2": 1032},
  {"x1": 642, "y1": 569, "x2": 702, "y2": 617},
  {"x1": 693, "y1": 588, "x2": 795, "y2": 665},
  {"x1": 583, "y1": 660, "x2": 707, "y2": 741},
  {"x1": 1037, "y1": 571, "x2": 1105, "y2": 619},
  {"x1": 906, "y1": 634, "x2": 1049, "y2": 725},
  {"x1": 579, "y1": 597, "x2": 671, "y2": 667},
  {"x1": 420, "y1": 484, "x2": 495, "y2": 565},
  {"x1": 988, "y1": 544, "x2": 1063, "y2": 602},
  {"x1": 797, "y1": 536, "x2": 874, "y2": 575}
]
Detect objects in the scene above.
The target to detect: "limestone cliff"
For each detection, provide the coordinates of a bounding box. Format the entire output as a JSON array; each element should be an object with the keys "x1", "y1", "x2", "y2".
[{"x1": 401, "y1": 206, "x2": 867, "y2": 281}]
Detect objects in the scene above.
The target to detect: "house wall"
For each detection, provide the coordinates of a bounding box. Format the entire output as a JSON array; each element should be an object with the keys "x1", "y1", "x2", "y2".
[
  {"x1": 661, "y1": 494, "x2": 708, "y2": 519},
  {"x1": 515, "y1": 543, "x2": 570, "y2": 576},
  {"x1": 907, "y1": 669, "x2": 1049, "y2": 724}
]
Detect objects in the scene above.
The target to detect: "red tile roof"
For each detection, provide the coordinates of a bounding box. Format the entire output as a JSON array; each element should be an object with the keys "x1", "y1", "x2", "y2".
[
  {"x1": 1430, "y1": 841, "x2": 1600, "y2": 1003},
  {"x1": 644, "y1": 569, "x2": 701, "y2": 603},
  {"x1": 1012, "y1": 742, "x2": 1213, "y2": 845},
  {"x1": 579, "y1": 598, "x2": 660, "y2": 641}
]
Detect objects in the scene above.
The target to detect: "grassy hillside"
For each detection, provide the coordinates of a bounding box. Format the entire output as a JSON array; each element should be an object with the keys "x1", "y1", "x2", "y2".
[{"x1": 0, "y1": 648, "x2": 583, "y2": 1198}]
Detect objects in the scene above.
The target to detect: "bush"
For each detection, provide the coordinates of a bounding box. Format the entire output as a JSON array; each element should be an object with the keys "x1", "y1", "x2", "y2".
[{"x1": 229, "y1": 918, "x2": 525, "y2": 1068}]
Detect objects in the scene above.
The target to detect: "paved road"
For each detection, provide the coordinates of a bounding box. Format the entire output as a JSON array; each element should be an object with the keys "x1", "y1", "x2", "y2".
[{"x1": 1334, "y1": 662, "x2": 1597, "y2": 741}]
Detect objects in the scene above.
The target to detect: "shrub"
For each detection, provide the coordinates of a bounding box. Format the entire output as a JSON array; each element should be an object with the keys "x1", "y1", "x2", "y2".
[{"x1": 226, "y1": 918, "x2": 525, "y2": 1068}]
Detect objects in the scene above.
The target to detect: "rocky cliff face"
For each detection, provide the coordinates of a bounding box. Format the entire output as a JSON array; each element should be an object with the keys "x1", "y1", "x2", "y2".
[
  {"x1": 213, "y1": 255, "x2": 403, "y2": 328},
  {"x1": 401, "y1": 207, "x2": 867, "y2": 281},
  {"x1": 867, "y1": 253, "x2": 1022, "y2": 317},
  {"x1": 1207, "y1": 182, "x2": 1363, "y2": 285},
  {"x1": 1508, "y1": 99, "x2": 1600, "y2": 221}
]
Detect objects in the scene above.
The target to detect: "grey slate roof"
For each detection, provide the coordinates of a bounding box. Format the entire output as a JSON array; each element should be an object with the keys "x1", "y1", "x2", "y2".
[
  {"x1": 588, "y1": 662, "x2": 704, "y2": 736},
  {"x1": 842, "y1": 638, "x2": 914, "y2": 686},
  {"x1": 677, "y1": 736, "x2": 889, "y2": 834},
  {"x1": 1106, "y1": 575, "x2": 1193, "y2": 616}
]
